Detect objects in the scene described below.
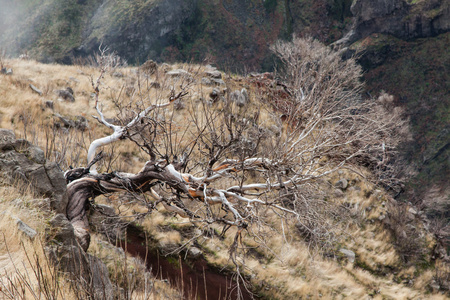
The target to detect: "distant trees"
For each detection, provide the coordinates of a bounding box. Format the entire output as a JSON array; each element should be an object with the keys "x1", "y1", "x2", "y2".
[{"x1": 64, "y1": 37, "x2": 408, "y2": 281}]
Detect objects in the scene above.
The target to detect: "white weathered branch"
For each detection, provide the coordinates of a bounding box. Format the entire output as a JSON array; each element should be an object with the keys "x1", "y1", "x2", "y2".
[{"x1": 87, "y1": 100, "x2": 176, "y2": 173}]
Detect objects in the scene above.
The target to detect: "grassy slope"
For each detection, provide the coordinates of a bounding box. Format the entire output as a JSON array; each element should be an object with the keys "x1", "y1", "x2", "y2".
[{"x1": 0, "y1": 58, "x2": 448, "y2": 299}]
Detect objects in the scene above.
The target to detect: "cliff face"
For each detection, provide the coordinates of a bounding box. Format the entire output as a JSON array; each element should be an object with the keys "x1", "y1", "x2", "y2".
[
  {"x1": 0, "y1": 0, "x2": 344, "y2": 68},
  {"x1": 77, "y1": 0, "x2": 198, "y2": 64},
  {"x1": 339, "y1": 0, "x2": 450, "y2": 44},
  {"x1": 1, "y1": 0, "x2": 449, "y2": 66}
]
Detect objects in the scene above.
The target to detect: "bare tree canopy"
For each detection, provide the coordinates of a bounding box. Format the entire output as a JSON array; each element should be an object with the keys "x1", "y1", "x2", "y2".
[{"x1": 64, "y1": 37, "x2": 409, "y2": 276}]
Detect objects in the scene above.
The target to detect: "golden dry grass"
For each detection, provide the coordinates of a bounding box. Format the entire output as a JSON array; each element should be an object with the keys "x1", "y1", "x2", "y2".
[
  {"x1": 0, "y1": 184, "x2": 78, "y2": 299},
  {"x1": 0, "y1": 58, "x2": 447, "y2": 299}
]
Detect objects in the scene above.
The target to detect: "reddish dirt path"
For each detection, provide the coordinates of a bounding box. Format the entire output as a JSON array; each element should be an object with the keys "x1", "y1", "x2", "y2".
[{"x1": 117, "y1": 225, "x2": 255, "y2": 300}]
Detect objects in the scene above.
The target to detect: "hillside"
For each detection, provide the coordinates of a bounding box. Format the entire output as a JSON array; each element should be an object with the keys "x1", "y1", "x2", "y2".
[
  {"x1": 0, "y1": 56, "x2": 449, "y2": 299},
  {"x1": 1, "y1": 0, "x2": 449, "y2": 240}
]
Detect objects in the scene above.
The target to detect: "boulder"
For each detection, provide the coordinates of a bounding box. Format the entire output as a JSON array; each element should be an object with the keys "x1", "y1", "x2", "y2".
[
  {"x1": 0, "y1": 129, "x2": 68, "y2": 213},
  {"x1": 88, "y1": 255, "x2": 115, "y2": 300},
  {"x1": 46, "y1": 214, "x2": 114, "y2": 300}
]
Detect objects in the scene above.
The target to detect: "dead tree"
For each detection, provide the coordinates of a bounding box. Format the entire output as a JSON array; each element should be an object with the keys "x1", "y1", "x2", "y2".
[{"x1": 64, "y1": 39, "x2": 408, "y2": 260}]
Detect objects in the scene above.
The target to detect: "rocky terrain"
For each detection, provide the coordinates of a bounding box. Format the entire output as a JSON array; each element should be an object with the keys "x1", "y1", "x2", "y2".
[
  {"x1": 0, "y1": 0, "x2": 448, "y2": 298},
  {"x1": 0, "y1": 56, "x2": 449, "y2": 299}
]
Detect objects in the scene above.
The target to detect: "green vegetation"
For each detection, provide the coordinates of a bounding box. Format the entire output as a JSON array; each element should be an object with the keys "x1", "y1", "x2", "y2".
[{"x1": 264, "y1": 0, "x2": 278, "y2": 13}]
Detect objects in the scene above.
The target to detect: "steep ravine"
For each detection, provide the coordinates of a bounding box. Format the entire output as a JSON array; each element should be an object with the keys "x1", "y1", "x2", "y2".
[{"x1": 117, "y1": 224, "x2": 255, "y2": 300}]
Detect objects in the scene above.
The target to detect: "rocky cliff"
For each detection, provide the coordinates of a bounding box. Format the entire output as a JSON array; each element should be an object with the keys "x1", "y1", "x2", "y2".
[
  {"x1": 77, "y1": 0, "x2": 198, "y2": 64},
  {"x1": 339, "y1": 0, "x2": 450, "y2": 44}
]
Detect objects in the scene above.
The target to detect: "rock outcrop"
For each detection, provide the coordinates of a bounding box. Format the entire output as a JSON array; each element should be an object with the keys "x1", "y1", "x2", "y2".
[
  {"x1": 339, "y1": 0, "x2": 450, "y2": 45},
  {"x1": 0, "y1": 129, "x2": 114, "y2": 299},
  {"x1": 77, "y1": 0, "x2": 198, "y2": 64},
  {"x1": 0, "y1": 129, "x2": 67, "y2": 213}
]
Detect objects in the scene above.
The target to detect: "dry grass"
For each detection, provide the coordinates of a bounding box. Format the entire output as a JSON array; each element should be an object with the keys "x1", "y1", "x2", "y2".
[
  {"x1": 0, "y1": 184, "x2": 76, "y2": 299},
  {"x1": 0, "y1": 58, "x2": 447, "y2": 299}
]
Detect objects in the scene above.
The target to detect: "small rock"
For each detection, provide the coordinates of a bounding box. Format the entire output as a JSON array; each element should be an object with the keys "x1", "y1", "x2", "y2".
[
  {"x1": 160, "y1": 63, "x2": 172, "y2": 73},
  {"x1": 241, "y1": 88, "x2": 249, "y2": 103},
  {"x1": 173, "y1": 99, "x2": 185, "y2": 110},
  {"x1": 335, "y1": 178, "x2": 348, "y2": 190},
  {"x1": 210, "y1": 88, "x2": 221, "y2": 102},
  {"x1": 201, "y1": 77, "x2": 212, "y2": 86},
  {"x1": 44, "y1": 100, "x2": 54, "y2": 110},
  {"x1": 55, "y1": 87, "x2": 75, "y2": 102},
  {"x1": 211, "y1": 78, "x2": 225, "y2": 86},
  {"x1": 408, "y1": 207, "x2": 417, "y2": 215},
  {"x1": 29, "y1": 84, "x2": 43, "y2": 96},
  {"x1": 205, "y1": 70, "x2": 222, "y2": 79},
  {"x1": 141, "y1": 60, "x2": 158, "y2": 75},
  {"x1": 230, "y1": 90, "x2": 247, "y2": 107},
  {"x1": 166, "y1": 69, "x2": 191, "y2": 77},
  {"x1": 334, "y1": 189, "x2": 344, "y2": 197},
  {"x1": 16, "y1": 218, "x2": 37, "y2": 239},
  {"x1": 188, "y1": 247, "x2": 202, "y2": 258},
  {"x1": 150, "y1": 82, "x2": 160, "y2": 89},
  {"x1": 339, "y1": 248, "x2": 355, "y2": 263},
  {"x1": 1, "y1": 68, "x2": 13, "y2": 75},
  {"x1": 112, "y1": 71, "x2": 124, "y2": 78},
  {"x1": 429, "y1": 280, "x2": 440, "y2": 292}
]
